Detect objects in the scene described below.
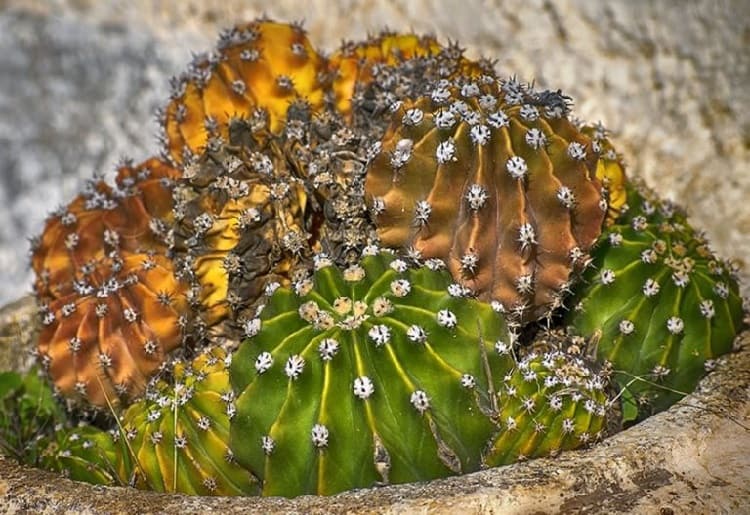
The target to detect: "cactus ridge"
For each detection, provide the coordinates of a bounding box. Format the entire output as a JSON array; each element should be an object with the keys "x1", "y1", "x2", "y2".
[
  {"x1": 483, "y1": 350, "x2": 609, "y2": 466},
  {"x1": 365, "y1": 76, "x2": 607, "y2": 324},
  {"x1": 119, "y1": 346, "x2": 259, "y2": 496},
  {"x1": 229, "y1": 249, "x2": 514, "y2": 496},
  {"x1": 160, "y1": 20, "x2": 330, "y2": 166},
  {"x1": 566, "y1": 182, "x2": 744, "y2": 419},
  {"x1": 37, "y1": 423, "x2": 131, "y2": 486}
]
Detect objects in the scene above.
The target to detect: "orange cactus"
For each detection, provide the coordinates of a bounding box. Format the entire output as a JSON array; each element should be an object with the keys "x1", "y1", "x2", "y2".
[
  {"x1": 581, "y1": 122, "x2": 628, "y2": 223},
  {"x1": 160, "y1": 19, "x2": 329, "y2": 165},
  {"x1": 31, "y1": 158, "x2": 187, "y2": 408},
  {"x1": 37, "y1": 250, "x2": 188, "y2": 407},
  {"x1": 31, "y1": 158, "x2": 179, "y2": 300}
]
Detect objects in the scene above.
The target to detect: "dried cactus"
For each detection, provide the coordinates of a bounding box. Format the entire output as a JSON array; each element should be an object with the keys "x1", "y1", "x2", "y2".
[
  {"x1": 119, "y1": 346, "x2": 259, "y2": 496},
  {"x1": 565, "y1": 182, "x2": 744, "y2": 420},
  {"x1": 0, "y1": 368, "x2": 65, "y2": 464},
  {"x1": 230, "y1": 249, "x2": 512, "y2": 496},
  {"x1": 483, "y1": 350, "x2": 609, "y2": 466},
  {"x1": 160, "y1": 19, "x2": 329, "y2": 165},
  {"x1": 328, "y1": 32, "x2": 444, "y2": 119},
  {"x1": 37, "y1": 423, "x2": 131, "y2": 486},
  {"x1": 365, "y1": 76, "x2": 607, "y2": 324},
  {"x1": 171, "y1": 106, "x2": 378, "y2": 342}
]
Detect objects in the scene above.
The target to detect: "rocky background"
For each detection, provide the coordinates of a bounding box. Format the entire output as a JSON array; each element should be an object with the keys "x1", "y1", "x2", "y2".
[{"x1": 0, "y1": 0, "x2": 748, "y2": 305}]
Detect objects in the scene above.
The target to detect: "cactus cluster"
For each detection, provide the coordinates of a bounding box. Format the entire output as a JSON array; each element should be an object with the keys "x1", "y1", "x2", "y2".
[
  {"x1": 17, "y1": 18, "x2": 744, "y2": 500},
  {"x1": 566, "y1": 182, "x2": 744, "y2": 420},
  {"x1": 365, "y1": 77, "x2": 606, "y2": 324}
]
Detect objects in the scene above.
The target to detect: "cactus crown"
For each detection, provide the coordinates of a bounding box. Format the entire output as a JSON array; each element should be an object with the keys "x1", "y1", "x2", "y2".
[
  {"x1": 230, "y1": 249, "x2": 513, "y2": 496},
  {"x1": 365, "y1": 76, "x2": 606, "y2": 324}
]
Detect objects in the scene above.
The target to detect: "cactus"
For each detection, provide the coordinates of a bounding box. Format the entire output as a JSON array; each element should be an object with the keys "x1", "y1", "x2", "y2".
[
  {"x1": 565, "y1": 182, "x2": 744, "y2": 420},
  {"x1": 36, "y1": 249, "x2": 189, "y2": 408},
  {"x1": 365, "y1": 76, "x2": 607, "y2": 324},
  {"x1": 0, "y1": 368, "x2": 65, "y2": 464},
  {"x1": 483, "y1": 350, "x2": 609, "y2": 466},
  {"x1": 329, "y1": 32, "x2": 444, "y2": 119},
  {"x1": 160, "y1": 19, "x2": 329, "y2": 165},
  {"x1": 36, "y1": 423, "x2": 132, "y2": 486},
  {"x1": 230, "y1": 249, "x2": 513, "y2": 497},
  {"x1": 31, "y1": 158, "x2": 179, "y2": 300},
  {"x1": 119, "y1": 346, "x2": 259, "y2": 496},
  {"x1": 171, "y1": 105, "x2": 379, "y2": 341},
  {"x1": 580, "y1": 122, "x2": 628, "y2": 224}
]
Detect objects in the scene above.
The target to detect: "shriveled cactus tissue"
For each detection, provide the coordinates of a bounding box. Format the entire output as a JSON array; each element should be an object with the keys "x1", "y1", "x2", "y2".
[{"x1": 0, "y1": 18, "x2": 741, "y2": 499}]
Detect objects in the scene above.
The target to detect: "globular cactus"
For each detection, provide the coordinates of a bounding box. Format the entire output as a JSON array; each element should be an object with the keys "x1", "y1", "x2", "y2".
[
  {"x1": 565, "y1": 182, "x2": 744, "y2": 420},
  {"x1": 160, "y1": 19, "x2": 329, "y2": 165},
  {"x1": 0, "y1": 367, "x2": 65, "y2": 464},
  {"x1": 36, "y1": 250, "x2": 189, "y2": 408},
  {"x1": 580, "y1": 122, "x2": 628, "y2": 224},
  {"x1": 328, "y1": 32, "x2": 444, "y2": 119},
  {"x1": 31, "y1": 158, "x2": 179, "y2": 300},
  {"x1": 119, "y1": 346, "x2": 259, "y2": 496},
  {"x1": 171, "y1": 106, "x2": 378, "y2": 341},
  {"x1": 365, "y1": 76, "x2": 607, "y2": 324},
  {"x1": 37, "y1": 423, "x2": 132, "y2": 486},
  {"x1": 483, "y1": 350, "x2": 609, "y2": 466},
  {"x1": 230, "y1": 249, "x2": 512, "y2": 497}
]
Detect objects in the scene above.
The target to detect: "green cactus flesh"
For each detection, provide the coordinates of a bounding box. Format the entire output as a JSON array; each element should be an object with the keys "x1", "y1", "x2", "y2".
[
  {"x1": 230, "y1": 249, "x2": 513, "y2": 497},
  {"x1": 120, "y1": 347, "x2": 259, "y2": 496},
  {"x1": 566, "y1": 182, "x2": 744, "y2": 420},
  {"x1": 37, "y1": 423, "x2": 131, "y2": 486},
  {"x1": 483, "y1": 350, "x2": 608, "y2": 466}
]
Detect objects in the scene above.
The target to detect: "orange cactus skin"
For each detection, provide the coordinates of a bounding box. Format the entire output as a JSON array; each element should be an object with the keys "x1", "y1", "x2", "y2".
[
  {"x1": 161, "y1": 20, "x2": 329, "y2": 165},
  {"x1": 580, "y1": 123, "x2": 628, "y2": 224},
  {"x1": 31, "y1": 158, "x2": 187, "y2": 408},
  {"x1": 37, "y1": 251, "x2": 188, "y2": 408},
  {"x1": 31, "y1": 158, "x2": 180, "y2": 300}
]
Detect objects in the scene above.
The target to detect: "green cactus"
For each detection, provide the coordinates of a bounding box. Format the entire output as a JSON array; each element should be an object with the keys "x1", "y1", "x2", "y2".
[
  {"x1": 36, "y1": 423, "x2": 132, "y2": 486},
  {"x1": 119, "y1": 347, "x2": 259, "y2": 496},
  {"x1": 0, "y1": 367, "x2": 65, "y2": 464},
  {"x1": 565, "y1": 182, "x2": 744, "y2": 421},
  {"x1": 230, "y1": 249, "x2": 514, "y2": 497},
  {"x1": 483, "y1": 350, "x2": 609, "y2": 466}
]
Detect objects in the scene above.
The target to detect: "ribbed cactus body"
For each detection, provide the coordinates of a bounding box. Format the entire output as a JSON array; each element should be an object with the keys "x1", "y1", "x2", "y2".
[
  {"x1": 36, "y1": 250, "x2": 189, "y2": 407},
  {"x1": 37, "y1": 423, "x2": 131, "y2": 486},
  {"x1": 230, "y1": 250, "x2": 512, "y2": 497},
  {"x1": 580, "y1": 123, "x2": 628, "y2": 224},
  {"x1": 120, "y1": 347, "x2": 259, "y2": 496},
  {"x1": 365, "y1": 77, "x2": 606, "y2": 323},
  {"x1": 31, "y1": 158, "x2": 178, "y2": 300},
  {"x1": 483, "y1": 351, "x2": 608, "y2": 466},
  {"x1": 161, "y1": 20, "x2": 329, "y2": 165},
  {"x1": 566, "y1": 183, "x2": 744, "y2": 419},
  {"x1": 0, "y1": 368, "x2": 64, "y2": 463},
  {"x1": 32, "y1": 158, "x2": 188, "y2": 408}
]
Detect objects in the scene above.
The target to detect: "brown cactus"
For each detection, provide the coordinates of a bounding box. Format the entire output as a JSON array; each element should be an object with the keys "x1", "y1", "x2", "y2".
[
  {"x1": 365, "y1": 77, "x2": 606, "y2": 323},
  {"x1": 160, "y1": 19, "x2": 329, "y2": 165},
  {"x1": 36, "y1": 249, "x2": 189, "y2": 408},
  {"x1": 171, "y1": 106, "x2": 377, "y2": 341}
]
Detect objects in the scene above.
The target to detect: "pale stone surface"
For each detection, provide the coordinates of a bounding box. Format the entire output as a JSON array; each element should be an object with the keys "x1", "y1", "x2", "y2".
[{"x1": 0, "y1": 0, "x2": 748, "y2": 305}]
